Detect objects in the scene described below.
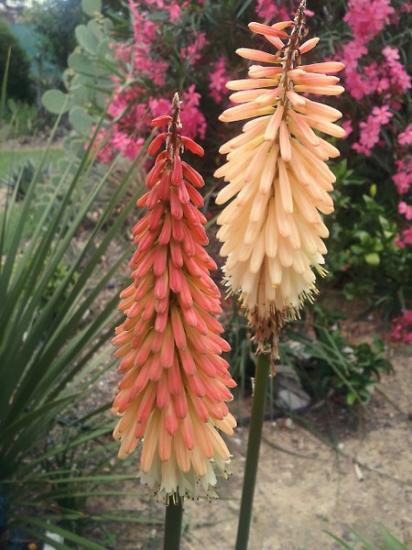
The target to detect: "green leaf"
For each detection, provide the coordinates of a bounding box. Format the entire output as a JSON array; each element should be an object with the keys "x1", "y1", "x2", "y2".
[
  {"x1": 42, "y1": 90, "x2": 71, "y2": 114},
  {"x1": 88, "y1": 20, "x2": 104, "y2": 42},
  {"x1": 69, "y1": 105, "x2": 94, "y2": 136},
  {"x1": 18, "y1": 517, "x2": 107, "y2": 550},
  {"x1": 324, "y1": 532, "x2": 354, "y2": 549},
  {"x1": 0, "y1": 114, "x2": 138, "y2": 465},
  {"x1": 68, "y1": 52, "x2": 96, "y2": 75},
  {"x1": 236, "y1": 0, "x2": 254, "y2": 17},
  {"x1": 75, "y1": 24, "x2": 99, "y2": 54},
  {"x1": 97, "y1": 37, "x2": 111, "y2": 58},
  {"x1": 82, "y1": 0, "x2": 102, "y2": 16},
  {"x1": 365, "y1": 252, "x2": 380, "y2": 266},
  {"x1": 1, "y1": 47, "x2": 11, "y2": 120},
  {"x1": 380, "y1": 527, "x2": 407, "y2": 549},
  {"x1": 346, "y1": 392, "x2": 356, "y2": 406}
]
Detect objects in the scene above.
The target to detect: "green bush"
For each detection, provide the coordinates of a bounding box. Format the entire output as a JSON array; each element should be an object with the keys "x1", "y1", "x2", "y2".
[
  {"x1": 27, "y1": 0, "x2": 83, "y2": 71},
  {"x1": 41, "y1": 0, "x2": 118, "y2": 141},
  {"x1": 222, "y1": 299, "x2": 392, "y2": 411},
  {"x1": 2, "y1": 99, "x2": 41, "y2": 138},
  {"x1": 326, "y1": 161, "x2": 412, "y2": 314},
  {"x1": 0, "y1": 18, "x2": 34, "y2": 103},
  {"x1": 283, "y1": 307, "x2": 393, "y2": 406}
]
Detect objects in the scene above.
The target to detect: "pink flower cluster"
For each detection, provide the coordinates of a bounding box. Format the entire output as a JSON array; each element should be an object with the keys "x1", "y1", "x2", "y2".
[
  {"x1": 381, "y1": 47, "x2": 411, "y2": 96},
  {"x1": 129, "y1": 2, "x2": 168, "y2": 86},
  {"x1": 390, "y1": 310, "x2": 412, "y2": 343},
  {"x1": 209, "y1": 57, "x2": 231, "y2": 104},
  {"x1": 255, "y1": 0, "x2": 314, "y2": 21},
  {"x1": 101, "y1": 86, "x2": 206, "y2": 162},
  {"x1": 396, "y1": 227, "x2": 412, "y2": 248},
  {"x1": 398, "y1": 124, "x2": 412, "y2": 147},
  {"x1": 180, "y1": 32, "x2": 208, "y2": 66},
  {"x1": 338, "y1": 0, "x2": 412, "y2": 325},
  {"x1": 353, "y1": 105, "x2": 393, "y2": 156},
  {"x1": 339, "y1": 0, "x2": 412, "y2": 261},
  {"x1": 95, "y1": 0, "x2": 213, "y2": 162},
  {"x1": 342, "y1": 1, "x2": 410, "y2": 157},
  {"x1": 344, "y1": 0, "x2": 394, "y2": 44},
  {"x1": 255, "y1": 0, "x2": 290, "y2": 21},
  {"x1": 394, "y1": 125, "x2": 412, "y2": 225},
  {"x1": 142, "y1": 0, "x2": 185, "y2": 22},
  {"x1": 393, "y1": 158, "x2": 412, "y2": 195},
  {"x1": 398, "y1": 201, "x2": 412, "y2": 220},
  {"x1": 344, "y1": 46, "x2": 410, "y2": 102}
]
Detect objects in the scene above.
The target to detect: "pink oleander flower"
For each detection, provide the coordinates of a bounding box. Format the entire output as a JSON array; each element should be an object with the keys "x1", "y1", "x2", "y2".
[
  {"x1": 353, "y1": 105, "x2": 393, "y2": 156},
  {"x1": 209, "y1": 56, "x2": 231, "y2": 104},
  {"x1": 145, "y1": 0, "x2": 166, "y2": 8},
  {"x1": 149, "y1": 87, "x2": 207, "y2": 140},
  {"x1": 390, "y1": 310, "x2": 412, "y2": 343},
  {"x1": 129, "y1": 0, "x2": 169, "y2": 86},
  {"x1": 396, "y1": 227, "x2": 412, "y2": 247},
  {"x1": 341, "y1": 40, "x2": 371, "y2": 100},
  {"x1": 340, "y1": 3, "x2": 411, "y2": 107},
  {"x1": 112, "y1": 99, "x2": 236, "y2": 500},
  {"x1": 180, "y1": 32, "x2": 208, "y2": 66},
  {"x1": 112, "y1": 42, "x2": 132, "y2": 63},
  {"x1": 401, "y1": 2, "x2": 412, "y2": 13},
  {"x1": 398, "y1": 124, "x2": 412, "y2": 147},
  {"x1": 398, "y1": 201, "x2": 412, "y2": 221},
  {"x1": 256, "y1": 0, "x2": 290, "y2": 22},
  {"x1": 344, "y1": 0, "x2": 394, "y2": 44},
  {"x1": 342, "y1": 40, "x2": 367, "y2": 73},
  {"x1": 130, "y1": 1, "x2": 159, "y2": 45},
  {"x1": 111, "y1": 130, "x2": 144, "y2": 160},
  {"x1": 343, "y1": 45, "x2": 411, "y2": 102},
  {"x1": 168, "y1": 1, "x2": 182, "y2": 22},
  {"x1": 92, "y1": 128, "x2": 114, "y2": 164},
  {"x1": 180, "y1": 85, "x2": 207, "y2": 140},
  {"x1": 382, "y1": 47, "x2": 411, "y2": 96},
  {"x1": 393, "y1": 158, "x2": 412, "y2": 194},
  {"x1": 215, "y1": 8, "x2": 345, "y2": 349},
  {"x1": 342, "y1": 119, "x2": 353, "y2": 137}
]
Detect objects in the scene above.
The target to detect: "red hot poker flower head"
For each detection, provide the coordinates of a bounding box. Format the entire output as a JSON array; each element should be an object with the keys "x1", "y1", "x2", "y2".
[
  {"x1": 112, "y1": 94, "x2": 236, "y2": 501},
  {"x1": 215, "y1": 1, "x2": 345, "y2": 353}
]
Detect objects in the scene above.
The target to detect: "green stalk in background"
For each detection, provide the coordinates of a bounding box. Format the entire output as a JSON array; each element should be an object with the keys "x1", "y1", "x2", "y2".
[{"x1": 235, "y1": 353, "x2": 271, "y2": 550}]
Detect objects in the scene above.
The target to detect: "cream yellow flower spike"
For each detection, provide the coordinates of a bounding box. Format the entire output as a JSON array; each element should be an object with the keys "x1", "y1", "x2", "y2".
[{"x1": 215, "y1": 0, "x2": 345, "y2": 352}]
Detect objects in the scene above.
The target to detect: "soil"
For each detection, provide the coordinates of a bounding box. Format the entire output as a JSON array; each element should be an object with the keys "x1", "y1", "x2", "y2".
[
  {"x1": 88, "y1": 343, "x2": 411, "y2": 550},
  {"x1": 180, "y1": 345, "x2": 412, "y2": 550}
]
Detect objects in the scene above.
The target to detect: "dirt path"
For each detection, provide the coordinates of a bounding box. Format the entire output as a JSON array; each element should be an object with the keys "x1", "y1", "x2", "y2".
[
  {"x1": 181, "y1": 345, "x2": 412, "y2": 549},
  {"x1": 89, "y1": 345, "x2": 411, "y2": 549}
]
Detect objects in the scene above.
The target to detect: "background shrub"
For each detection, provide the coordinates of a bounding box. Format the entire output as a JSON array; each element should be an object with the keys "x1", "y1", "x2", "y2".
[
  {"x1": 27, "y1": 0, "x2": 83, "y2": 72},
  {"x1": 0, "y1": 18, "x2": 35, "y2": 103}
]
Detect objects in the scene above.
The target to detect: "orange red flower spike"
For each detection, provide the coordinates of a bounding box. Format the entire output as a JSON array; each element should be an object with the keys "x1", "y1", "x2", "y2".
[{"x1": 112, "y1": 94, "x2": 236, "y2": 501}]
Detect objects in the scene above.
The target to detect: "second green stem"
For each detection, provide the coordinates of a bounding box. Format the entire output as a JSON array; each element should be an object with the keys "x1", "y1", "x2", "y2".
[{"x1": 235, "y1": 352, "x2": 271, "y2": 550}]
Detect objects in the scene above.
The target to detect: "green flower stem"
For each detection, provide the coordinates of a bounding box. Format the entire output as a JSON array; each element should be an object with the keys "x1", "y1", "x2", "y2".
[
  {"x1": 163, "y1": 494, "x2": 183, "y2": 550},
  {"x1": 235, "y1": 352, "x2": 271, "y2": 550}
]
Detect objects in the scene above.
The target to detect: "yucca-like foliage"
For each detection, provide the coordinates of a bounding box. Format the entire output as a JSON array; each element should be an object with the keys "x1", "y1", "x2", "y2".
[
  {"x1": 0, "y1": 108, "x2": 148, "y2": 544},
  {"x1": 328, "y1": 525, "x2": 408, "y2": 550}
]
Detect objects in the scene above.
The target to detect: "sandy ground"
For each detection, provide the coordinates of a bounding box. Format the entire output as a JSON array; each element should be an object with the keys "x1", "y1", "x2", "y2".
[
  {"x1": 181, "y1": 344, "x2": 412, "y2": 550},
  {"x1": 99, "y1": 344, "x2": 411, "y2": 549}
]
